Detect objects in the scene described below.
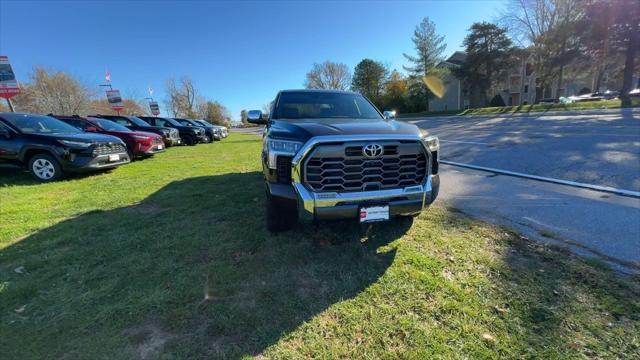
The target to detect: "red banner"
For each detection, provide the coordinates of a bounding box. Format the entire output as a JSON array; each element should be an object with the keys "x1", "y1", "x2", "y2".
[{"x1": 0, "y1": 56, "x2": 20, "y2": 99}]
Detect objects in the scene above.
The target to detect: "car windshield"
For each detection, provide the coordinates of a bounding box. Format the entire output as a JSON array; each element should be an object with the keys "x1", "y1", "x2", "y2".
[
  {"x1": 176, "y1": 119, "x2": 195, "y2": 126},
  {"x1": 160, "y1": 117, "x2": 180, "y2": 126},
  {"x1": 1, "y1": 113, "x2": 82, "y2": 134},
  {"x1": 91, "y1": 118, "x2": 131, "y2": 132},
  {"x1": 273, "y1": 92, "x2": 382, "y2": 120},
  {"x1": 129, "y1": 116, "x2": 150, "y2": 126}
]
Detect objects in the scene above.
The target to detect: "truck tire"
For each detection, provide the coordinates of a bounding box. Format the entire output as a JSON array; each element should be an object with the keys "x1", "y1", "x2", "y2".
[
  {"x1": 266, "y1": 192, "x2": 297, "y2": 232},
  {"x1": 28, "y1": 153, "x2": 63, "y2": 181}
]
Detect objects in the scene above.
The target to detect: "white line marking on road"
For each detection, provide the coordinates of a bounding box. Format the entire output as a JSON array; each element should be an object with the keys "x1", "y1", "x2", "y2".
[
  {"x1": 440, "y1": 160, "x2": 640, "y2": 199},
  {"x1": 440, "y1": 140, "x2": 490, "y2": 145}
]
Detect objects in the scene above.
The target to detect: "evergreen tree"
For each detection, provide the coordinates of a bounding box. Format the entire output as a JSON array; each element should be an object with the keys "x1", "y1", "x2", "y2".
[{"x1": 351, "y1": 59, "x2": 388, "y2": 102}]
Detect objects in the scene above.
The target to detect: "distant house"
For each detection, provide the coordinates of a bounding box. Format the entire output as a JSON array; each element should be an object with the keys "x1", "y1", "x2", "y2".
[{"x1": 428, "y1": 51, "x2": 468, "y2": 112}]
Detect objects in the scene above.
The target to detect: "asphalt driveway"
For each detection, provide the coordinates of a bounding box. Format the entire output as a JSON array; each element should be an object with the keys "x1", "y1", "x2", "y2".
[{"x1": 410, "y1": 108, "x2": 640, "y2": 191}]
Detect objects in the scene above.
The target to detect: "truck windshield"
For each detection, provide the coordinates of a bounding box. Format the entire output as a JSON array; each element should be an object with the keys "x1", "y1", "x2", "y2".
[
  {"x1": 2, "y1": 113, "x2": 81, "y2": 134},
  {"x1": 273, "y1": 92, "x2": 382, "y2": 120}
]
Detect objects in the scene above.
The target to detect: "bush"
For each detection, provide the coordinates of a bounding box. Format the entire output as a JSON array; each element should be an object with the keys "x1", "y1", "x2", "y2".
[{"x1": 489, "y1": 94, "x2": 506, "y2": 107}]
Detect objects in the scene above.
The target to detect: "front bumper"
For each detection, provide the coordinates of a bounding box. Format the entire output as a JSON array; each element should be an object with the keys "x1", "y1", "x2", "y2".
[
  {"x1": 164, "y1": 137, "x2": 181, "y2": 146},
  {"x1": 62, "y1": 151, "x2": 130, "y2": 172},
  {"x1": 289, "y1": 174, "x2": 439, "y2": 221}
]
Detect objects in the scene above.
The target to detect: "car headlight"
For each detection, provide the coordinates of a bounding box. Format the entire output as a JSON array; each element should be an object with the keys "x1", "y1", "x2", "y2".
[
  {"x1": 265, "y1": 138, "x2": 303, "y2": 169},
  {"x1": 422, "y1": 135, "x2": 439, "y2": 152},
  {"x1": 58, "y1": 139, "x2": 92, "y2": 148},
  {"x1": 132, "y1": 135, "x2": 150, "y2": 140}
]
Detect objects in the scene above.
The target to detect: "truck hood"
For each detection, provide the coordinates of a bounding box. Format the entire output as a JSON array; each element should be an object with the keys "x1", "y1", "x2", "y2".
[{"x1": 268, "y1": 118, "x2": 423, "y2": 142}]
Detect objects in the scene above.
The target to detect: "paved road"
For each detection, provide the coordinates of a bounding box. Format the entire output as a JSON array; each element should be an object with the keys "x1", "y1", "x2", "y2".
[
  {"x1": 410, "y1": 108, "x2": 640, "y2": 192},
  {"x1": 437, "y1": 164, "x2": 640, "y2": 270}
]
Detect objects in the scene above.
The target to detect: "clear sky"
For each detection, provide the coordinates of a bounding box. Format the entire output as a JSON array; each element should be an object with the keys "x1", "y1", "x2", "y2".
[{"x1": 0, "y1": 0, "x2": 504, "y2": 120}]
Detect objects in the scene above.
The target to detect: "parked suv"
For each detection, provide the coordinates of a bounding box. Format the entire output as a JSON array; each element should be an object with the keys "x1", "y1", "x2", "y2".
[
  {"x1": 0, "y1": 113, "x2": 130, "y2": 181},
  {"x1": 248, "y1": 90, "x2": 440, "y2": 231},
  {"x1": 193, "y1": 120, "x2": 228, "y2": 138},
  {"x1": 53, "y1": 115, "x2": 165, "y2": 159},
  {"x1": 174, "y1": 118, "x2": 220, "y2": 142},
  {"x1": 93, "y1": 114, "x2": 181, "y2": 146},
  {"x1": 138, "y1": 116, "x2": 207, "y2": 145}
]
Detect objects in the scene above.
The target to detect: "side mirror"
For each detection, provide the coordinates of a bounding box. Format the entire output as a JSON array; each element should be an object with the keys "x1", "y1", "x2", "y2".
[
  {"x1": 85, "y1": 126, "x2": 98, "y2": 132},
  {"x1": 383, "y1": 110, "x2": 396, "y2": 120},
  {"x1": 247, "y1": 110, "x2": 267, "y2": 124}
]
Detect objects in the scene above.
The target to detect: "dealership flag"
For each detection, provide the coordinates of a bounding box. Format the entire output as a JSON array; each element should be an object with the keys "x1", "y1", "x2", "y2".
[{"x1": 105, "y1": 69, "x2": 111, "y2": 83}]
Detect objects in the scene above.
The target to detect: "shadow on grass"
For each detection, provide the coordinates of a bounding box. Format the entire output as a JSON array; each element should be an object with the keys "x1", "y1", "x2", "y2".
[{"x1": 0, "y1": 171, "x2": 411, "y2": 358}]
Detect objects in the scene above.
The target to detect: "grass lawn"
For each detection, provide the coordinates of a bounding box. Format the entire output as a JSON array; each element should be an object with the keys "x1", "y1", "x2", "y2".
[
  {"x1": 459, "y1": 98, "x2": 640, "y2": 116},
  {"x1": 398, "y1": 98, "x2": 640, "y2": 118},
  {"x1": 1, "y1": 134, "x2": 639, "y2": 359}
]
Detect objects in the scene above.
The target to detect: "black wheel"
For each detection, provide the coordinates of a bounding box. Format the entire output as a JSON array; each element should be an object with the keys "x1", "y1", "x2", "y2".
[
  {"x1": 182, "y1": 135, "x2": 195, "y2": 146},
  {"x1": 28, "y1": 153, "x2": 63, "y2": 181},
  {"x1": 266, "y1": 192, "x2": 298, "y2": 232},
  {"x1": 204, "y1": 135, "x2": 212, "y2": 143},
  {"x1": 127, "y1": 149, "x2": 135, "y2": 161}
]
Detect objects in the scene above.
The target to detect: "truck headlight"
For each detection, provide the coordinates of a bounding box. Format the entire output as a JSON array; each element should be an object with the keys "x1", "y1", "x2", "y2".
[
  {"x1": 266, "y1": 139, "x2": 303, "y2": 169},
  {"x1": 422, "y1": 135, "x2": 439, "y2": 152}
]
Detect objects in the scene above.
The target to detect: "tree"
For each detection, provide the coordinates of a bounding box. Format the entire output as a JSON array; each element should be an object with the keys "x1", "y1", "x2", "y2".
[
  {"x1": 304, "y1": 61, "x2": 351, "y2": 90},
  {"x1": 197, "y1": 100, "x2": 230, "y2": 126},
  {"x1": 501, "y1": 0, "x2": 582, "y2": 100},
  {"x1": 454, "y1": 22, "x2": 514, "y2": 108},
  {"x1": 12, "y1": 66, "x2": 94, "y2": 114},
  {"x1": 351, "y1": 59, "x2": 388, "y2": 101},
  {"x1": 240, "y1": 109, "x2": 248, "y2": 126},
  {"x1": 403, "y1": 17, "x2": 447, "y2": 111},
  {"x1": 165, "y1": 76, "x2": 198, "y2": 117},
  {"x1": 90, "y1": 98, "x2": 148, "y2": 116},
  {"x1": 380, "y1": 70, "x2": 408, "y2": 112}
]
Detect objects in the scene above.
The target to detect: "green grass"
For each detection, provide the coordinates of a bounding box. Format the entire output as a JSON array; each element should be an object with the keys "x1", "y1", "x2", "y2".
[
  {"x1": 397, "y1": 99, "x2": 640, "y2": 118},
  {"x1": 460, "y1": 99, "x2": 640, "y2": 116},
  {"x1": 1, "y1": 134, "x2": 639, "y2": 359}
]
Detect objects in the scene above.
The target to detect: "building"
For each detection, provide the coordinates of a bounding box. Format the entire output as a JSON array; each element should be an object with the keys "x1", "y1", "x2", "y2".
[
  {"x1": 428, "y1": 51, "x2": 468, "y2": 112},
  {"x1": 429, "y1": 50, "x2": 593, "y2": 110}
]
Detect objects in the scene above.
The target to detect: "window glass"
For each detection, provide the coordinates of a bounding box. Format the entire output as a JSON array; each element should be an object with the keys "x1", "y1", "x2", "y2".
[
  {"x1": 273, "y1": 92, "x2": 381, "y2": 120},
  {"x1": 2, "y1": 114, "x2": 81, "y2": 134}
]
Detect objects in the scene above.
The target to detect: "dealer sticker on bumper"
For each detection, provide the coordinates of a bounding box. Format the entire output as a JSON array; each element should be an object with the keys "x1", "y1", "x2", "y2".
[
  {"x1": 108, "y1": 154, "x2": 120, "y2": 162},
  {"x1": 359, "y1": 205, "x2": 389, "y2": 223}
]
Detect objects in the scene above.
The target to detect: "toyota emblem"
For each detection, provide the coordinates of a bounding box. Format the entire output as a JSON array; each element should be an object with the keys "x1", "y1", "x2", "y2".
[{"x1": 363, "y1": 143, "x2": 383, "y2": 158}]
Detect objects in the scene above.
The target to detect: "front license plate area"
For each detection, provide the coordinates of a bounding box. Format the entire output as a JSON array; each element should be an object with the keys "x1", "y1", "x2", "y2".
[
  {"x1": 108, "y1": 154, "x2": 120, "y2": 162},
  {"x1": 359, "y1": 205, "x2": 389, "y2": 223}
]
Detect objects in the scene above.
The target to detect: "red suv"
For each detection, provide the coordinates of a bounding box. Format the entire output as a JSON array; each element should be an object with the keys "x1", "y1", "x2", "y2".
[{"x1": 53, "y1": 115, "x2": 165, "y2": 159}]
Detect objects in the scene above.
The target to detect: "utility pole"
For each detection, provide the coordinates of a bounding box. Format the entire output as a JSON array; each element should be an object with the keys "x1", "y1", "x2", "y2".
[{"x1": 6, "y1": 98, "x2": 15, "y2": 112}]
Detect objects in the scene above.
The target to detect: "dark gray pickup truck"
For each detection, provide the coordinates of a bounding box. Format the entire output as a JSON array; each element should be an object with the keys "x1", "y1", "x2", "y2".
[{"x1": 248, "y1": 89, "x2": 440, "y2": 232}]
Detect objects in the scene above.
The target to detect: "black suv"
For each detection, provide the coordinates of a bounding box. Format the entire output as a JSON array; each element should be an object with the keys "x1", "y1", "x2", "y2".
[
  {"x1": 248, "y1": 90, "x2": 440, "y2": 231},
  {"x1": 173, "y1": 118, "x2": 220, "y2": 142},
  {"x1": 138, "y1": 116, "x2": 207, "y2": 145},
  {"x1": 0, "y1": 112, "x2": 130, "y2": 181},
  {"x1": 93, "y1": 114, "x2": 182, "y2": 146}
]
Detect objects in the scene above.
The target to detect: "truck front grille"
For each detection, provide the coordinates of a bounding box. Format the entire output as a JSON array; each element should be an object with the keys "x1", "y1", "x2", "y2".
[
  {"x1": 304, "y1": 141, "x2": 428, "y2": 192},
  {"x1": 93, "y1": 143, "x2": 126, "y2": 156}
]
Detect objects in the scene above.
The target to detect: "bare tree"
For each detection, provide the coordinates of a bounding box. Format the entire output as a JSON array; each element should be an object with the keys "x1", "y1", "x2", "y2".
[
  {"x1": 165, "y1": 76, "x2": 198, "y2": 117},
  {"x1": 12, "y1": 66, "x2": 94, "y2": 114},
  {"x1": 304, "y1": 61, "x2": 352, "y2": 90}
]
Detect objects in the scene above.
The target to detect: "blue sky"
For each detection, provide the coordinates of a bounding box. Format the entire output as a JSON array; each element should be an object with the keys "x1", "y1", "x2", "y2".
[{"x1": 0, "y1": 0, "x2": 504, "y2": 119}]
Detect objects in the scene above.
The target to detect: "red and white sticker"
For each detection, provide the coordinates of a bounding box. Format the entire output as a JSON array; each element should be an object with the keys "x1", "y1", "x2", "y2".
[{"x1": 359, "y1": 205, "x2": 389, "y2": 223}]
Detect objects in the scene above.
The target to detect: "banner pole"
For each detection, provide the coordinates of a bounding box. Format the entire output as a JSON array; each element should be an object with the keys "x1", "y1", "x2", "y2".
[{"x1": 6, "y1": 98, "x2": 15, "y2": 112}]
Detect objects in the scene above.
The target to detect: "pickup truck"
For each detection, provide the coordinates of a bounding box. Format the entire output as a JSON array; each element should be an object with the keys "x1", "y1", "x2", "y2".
[{"x1": 248, "y1": 89, "x2": 440, "y2": 232}]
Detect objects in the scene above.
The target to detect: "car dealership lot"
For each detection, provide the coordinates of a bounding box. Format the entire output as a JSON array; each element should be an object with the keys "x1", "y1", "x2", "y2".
[{"x1": 2, "y1": 133, "x2": 639, "y2": 358}]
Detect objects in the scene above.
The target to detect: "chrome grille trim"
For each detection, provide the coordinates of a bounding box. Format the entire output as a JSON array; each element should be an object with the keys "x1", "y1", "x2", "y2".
[{"x1": 303, "y1": 141, "x2": 427, "y2": 192}]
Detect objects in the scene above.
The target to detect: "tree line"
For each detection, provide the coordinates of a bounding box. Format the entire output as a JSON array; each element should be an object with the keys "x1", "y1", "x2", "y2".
[
  {"x1": 297, "y1": 0, "x2": 639, "y2": 113},
  {"x1": 4, "y1": 67, "x2": 231, "y2": 126}
]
